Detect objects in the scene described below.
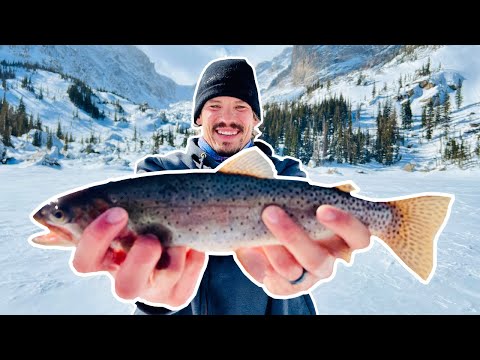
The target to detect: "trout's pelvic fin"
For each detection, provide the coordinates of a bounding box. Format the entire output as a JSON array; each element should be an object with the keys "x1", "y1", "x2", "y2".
[
  {"x1": 217, "y1": 147, "x2": 277, "y2": 179},
  {"x1": 378, "y1": 195, "x2": 454, "y2": 282}
]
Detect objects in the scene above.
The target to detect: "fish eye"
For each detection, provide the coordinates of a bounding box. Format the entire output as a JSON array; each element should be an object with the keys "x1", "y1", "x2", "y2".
[{"x1": 48, "y1": 207, "x2": 69, "y2": 224}]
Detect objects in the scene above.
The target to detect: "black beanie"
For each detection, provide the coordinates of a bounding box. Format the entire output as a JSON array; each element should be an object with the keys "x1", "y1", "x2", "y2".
[{"x1": 193, "y1": 58, "x2": 261, "y2": 125}]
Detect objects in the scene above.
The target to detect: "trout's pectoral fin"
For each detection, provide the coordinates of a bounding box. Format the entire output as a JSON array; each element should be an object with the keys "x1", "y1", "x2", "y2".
[
  {"x1": 217, "y1": 147, "x2": 277, "y2": 179},
  {"x1": 134, "y1": 223, "x2": 173, "y2": 247}
]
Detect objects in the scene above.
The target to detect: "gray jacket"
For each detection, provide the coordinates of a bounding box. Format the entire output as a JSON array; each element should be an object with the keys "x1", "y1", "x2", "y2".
[{"x1": 133, "y1": 137, "x2": 317, "y2": 315}]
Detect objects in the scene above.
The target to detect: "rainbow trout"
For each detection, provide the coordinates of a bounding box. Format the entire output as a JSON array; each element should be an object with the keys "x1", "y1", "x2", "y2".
[{"x1": 29, "y1": 147, "x2": 454, "y2": 283}]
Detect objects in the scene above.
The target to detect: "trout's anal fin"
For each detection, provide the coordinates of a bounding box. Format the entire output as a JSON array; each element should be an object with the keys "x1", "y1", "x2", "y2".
[{"x1": 217, "y1": 147, "x2": 277, "y2": 179}]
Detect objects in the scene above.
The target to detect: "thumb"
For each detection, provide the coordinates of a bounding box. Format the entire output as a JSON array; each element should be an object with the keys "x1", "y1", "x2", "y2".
[{"x1": 235, "y1": 247, "x2": 270, "y2": 284}]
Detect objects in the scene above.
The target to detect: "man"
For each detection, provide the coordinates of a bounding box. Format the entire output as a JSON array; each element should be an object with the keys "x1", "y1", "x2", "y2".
[{"x1": 72, "y1": 57, "x2": 371, "y2": 315}]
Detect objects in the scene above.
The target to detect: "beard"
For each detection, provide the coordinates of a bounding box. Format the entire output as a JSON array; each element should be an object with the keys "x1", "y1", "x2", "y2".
[
  {"x1": 215, "y1": 143, "x2": 244, "y2": 157},
  {"x1": 211, "y1": 122, "x2": 247, "y2": 157}
]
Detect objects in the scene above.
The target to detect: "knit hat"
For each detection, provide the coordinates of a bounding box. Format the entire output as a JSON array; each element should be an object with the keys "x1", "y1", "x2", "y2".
[{"x1": 193, "y1": 58, "x2": 261, "y2": 126}]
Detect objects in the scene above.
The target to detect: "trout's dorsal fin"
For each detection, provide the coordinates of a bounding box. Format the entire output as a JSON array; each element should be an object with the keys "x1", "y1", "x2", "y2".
[
  {"x1": 217, "y1": 147, "x2": 276, "y2": 179},
  {"x1": 334, "y1": 181, "x2": 360, "y2": 193}
]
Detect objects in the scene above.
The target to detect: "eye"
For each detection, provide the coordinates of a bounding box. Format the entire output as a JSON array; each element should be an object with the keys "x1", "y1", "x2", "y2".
[{"x1": 49, "y1": 207, "x2": 69, "y2": 224}]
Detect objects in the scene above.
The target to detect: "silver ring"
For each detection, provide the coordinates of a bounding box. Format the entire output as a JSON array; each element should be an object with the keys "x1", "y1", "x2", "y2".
[{"x1": 289, "y1": 268, "x2": 308, "y2": 285}]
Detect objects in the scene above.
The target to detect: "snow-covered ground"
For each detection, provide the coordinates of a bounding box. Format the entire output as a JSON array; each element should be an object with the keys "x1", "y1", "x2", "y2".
[{"x1": 1, "y1": 160, "x2": 478, "y2": 314}]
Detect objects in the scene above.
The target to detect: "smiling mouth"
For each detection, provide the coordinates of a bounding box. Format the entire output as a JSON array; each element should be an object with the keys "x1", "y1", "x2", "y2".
[{"x1": 216, "y1": 128, "x2": 240, "y2": 136}]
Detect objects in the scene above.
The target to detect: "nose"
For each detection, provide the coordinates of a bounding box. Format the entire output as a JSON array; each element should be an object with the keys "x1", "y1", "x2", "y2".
[{"x1": 218, "y1": 106, "x2": 236, "y2": 121}]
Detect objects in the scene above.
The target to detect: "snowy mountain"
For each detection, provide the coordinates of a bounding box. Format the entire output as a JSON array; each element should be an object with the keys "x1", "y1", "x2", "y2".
[
  {"x1": 258, "y1": 45, "x2": 480, "y2": 170},
  {"x1": 255, "y1": 47, "x2": 293, "y2": 92},
  {"x1": 0, "y1": 45, "x2": 479, "y2": 172},
  {"x1": 0, "y1": 60, "x2": 195, "y2": 169},
  {"x1": 0, "y1": 45, "x2": 194, "y2": 108}
]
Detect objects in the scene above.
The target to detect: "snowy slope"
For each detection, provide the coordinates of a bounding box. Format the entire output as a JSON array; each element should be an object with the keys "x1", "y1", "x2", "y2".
[
  {"x1": 2, "y1": 45, "x2": 479, "y2": 172},
  {"x1": 260, "y1": 45, "x2": 480, "y2": 170},
  {"x1": 0, "y1": 66, "x2": 195, "y2": 169},
  {"x1": 0, "y1": 45, "x2": 194, "y2": 108}
]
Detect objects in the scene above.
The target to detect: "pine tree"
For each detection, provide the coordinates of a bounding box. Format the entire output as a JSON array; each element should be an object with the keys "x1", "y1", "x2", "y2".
[
  {"x1": 322, "y1": 114, "x2": 328, "y2": 163},
  {"x1": 0, "y1": 97, "x2": 9, "y2": 141},
  {"x1": 35, "y1": 113, "x2": 42, "y2": 131},
  {"x1": 28, "y1": 114, "x2": 34, "y2": 131},
  {"x1": 167, "y1": 128, "x2": 175, "y2": 147},
  {"x1": 56, "y1": 121, "x2": 63, "y2": 140},
  {"x1": 64, "y1": 134, "x2": 69, "y2": 153},
  {"x1": 133, "y1": 125, "x2": 138, "y2": 151},
  {"x1": 32, "y1": 130, "x2": 41, "y2": 147},
  {"x1": 46, "y1": 130, "x2": 53, "y2": 150},
  {"x1": 151, "y1": 131, "x2": 160, "y2": 154},
  {"x1": 2, "y1": 126, "x2": 12, "y2": 147},
  {"x1": 434, "y1": 106, "x2": 441, "y2": 126},
  {"x1": 356, "y1": 73, "x2": 363, "y2": 86},
  {"x1": 442, "y1": 92, "x2": 451, "y2": 135},
  {"x1": 401, "y1": 99, "x2": 413, "y2": 130},
  {"x1": 21, "y1": 76, "x2": 28, "y2": 88},
  {"x1": 455, "y1": 79, "x2": 463, "y2": 109},
  {"x1": 421, "y1": 106, "x2": 427, "y2": 128}
]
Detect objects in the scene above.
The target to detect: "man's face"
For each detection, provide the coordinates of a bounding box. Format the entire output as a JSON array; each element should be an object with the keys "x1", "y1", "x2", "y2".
[{"x1": 197, "y1": 96, "x2": 259, "y2": 157}]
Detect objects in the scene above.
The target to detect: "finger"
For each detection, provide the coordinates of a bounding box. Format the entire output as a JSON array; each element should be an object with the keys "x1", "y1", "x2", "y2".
[
  {"x1": 316, "y1": 205, "x2": 371, "y2": 251},
  {"x1": 73, "y1": 207, "x2": 128, "y2": 273},
  {"x1": 263, "y1": 269, "x2": 320, "y2": 296},
  {"x1": 235, "y1": 247, "x2": 272, "y2": 283},
  {"x1": 262, "y1": 245, "x2": 304, "y2": 282},
  {"x1": 169, "y1": 250, "x2": 206, "y2": 307},
  {"x1": 262, "y1": 205, "x2": 334, "y2": 278},
  {"x1": 149, "y1": 246, "x2": 189, "y2": 292},
  {"x1": 114, "y1": 234, "x2": 162, "y2": 300}
]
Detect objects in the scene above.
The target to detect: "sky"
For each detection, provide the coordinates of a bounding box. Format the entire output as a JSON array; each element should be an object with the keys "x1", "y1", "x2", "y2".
[{"x1": 136, "y1": 45, "x2": 290, "y2": 85}]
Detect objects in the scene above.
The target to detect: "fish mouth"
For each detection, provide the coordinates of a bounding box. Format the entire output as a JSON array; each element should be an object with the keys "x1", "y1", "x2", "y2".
[{"x1": 31, "y1": 222, "x2": 75, "y2": 247}]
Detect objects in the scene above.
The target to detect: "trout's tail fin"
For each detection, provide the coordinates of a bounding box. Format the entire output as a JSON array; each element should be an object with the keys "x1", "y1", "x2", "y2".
[{"x1": 375, "y1": 194, "x2": 454, "y2": 283}]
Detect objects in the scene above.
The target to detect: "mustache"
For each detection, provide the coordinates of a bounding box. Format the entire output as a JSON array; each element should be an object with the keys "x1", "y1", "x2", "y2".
[{"x1": 213, "y1": 122, "x2": 245, "y2": 132}]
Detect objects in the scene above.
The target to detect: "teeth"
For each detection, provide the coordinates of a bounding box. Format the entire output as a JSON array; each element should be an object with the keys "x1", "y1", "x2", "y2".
[{"x1": 217, "y1": 130, "x2": 238, "y2": 136}]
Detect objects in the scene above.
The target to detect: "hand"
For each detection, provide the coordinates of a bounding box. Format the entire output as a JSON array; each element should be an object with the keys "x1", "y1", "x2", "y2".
[
  {"x1": 235, "y1": 205, "x2": 371, "y2": 297},
  {"x1": 71, "y1": 207, "x2": 207, "y2": 308}
]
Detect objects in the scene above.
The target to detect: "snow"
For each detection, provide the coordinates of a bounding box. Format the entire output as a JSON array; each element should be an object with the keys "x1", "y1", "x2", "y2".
[
  {"x1": 0, "y1": 160, "x2": 478, "y2": 314},
  {"x1": 0, "y1": 44, "x2": 479, "y2": 314},
  {"x1": 259, "y1": 45, "x2": 480, "y2": 170},
  {"x1": 0, "y1": 45, "x2": 193, "y2": 108}
]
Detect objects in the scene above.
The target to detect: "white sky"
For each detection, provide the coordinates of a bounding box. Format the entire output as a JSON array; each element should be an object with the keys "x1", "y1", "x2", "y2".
[{"x1": 136, "y1": 45, "x2": 290, "y2": 85}]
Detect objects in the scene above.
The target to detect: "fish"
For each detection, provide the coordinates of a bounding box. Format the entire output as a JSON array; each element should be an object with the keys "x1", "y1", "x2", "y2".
[{"x1": 29, "y1": 147, "x2": 454, "y2": 283}]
